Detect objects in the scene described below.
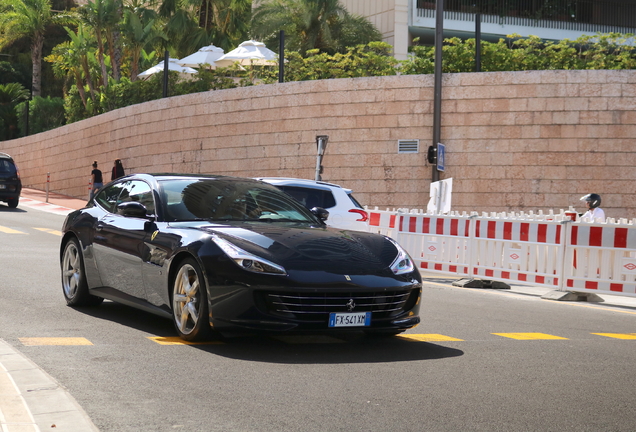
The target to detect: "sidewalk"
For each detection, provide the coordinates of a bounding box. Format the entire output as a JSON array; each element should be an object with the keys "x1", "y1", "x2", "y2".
[
  {"x1": 1, "y1": 188, "x2": 98, "y2": 431},
  {"x1": 20, "y1": 188, "x2": 87, "y2": 211}
]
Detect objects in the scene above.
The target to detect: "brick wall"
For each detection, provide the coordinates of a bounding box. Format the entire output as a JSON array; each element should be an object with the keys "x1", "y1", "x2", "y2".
[{"x1": 2, "y1": 70, "x2": 635, "y2": 219}]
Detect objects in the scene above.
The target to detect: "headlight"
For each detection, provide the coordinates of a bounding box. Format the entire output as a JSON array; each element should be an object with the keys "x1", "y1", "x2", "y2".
[
  {"x1": 211, "y1": 235, "x2": 287, "y2": 276},
  {"x1": 388, "y1": 238, "x2": 415, "y2": 275}
]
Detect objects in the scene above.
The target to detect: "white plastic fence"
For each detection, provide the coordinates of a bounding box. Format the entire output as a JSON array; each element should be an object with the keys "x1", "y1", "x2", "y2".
[{"x1": 366, "y1": 206, "x2": 636, "y2": 298}]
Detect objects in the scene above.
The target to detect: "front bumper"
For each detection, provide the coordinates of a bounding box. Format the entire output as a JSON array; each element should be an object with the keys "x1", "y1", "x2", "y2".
[{"x1": 206, "y1": 283, "x2": 422, "y2": 335}]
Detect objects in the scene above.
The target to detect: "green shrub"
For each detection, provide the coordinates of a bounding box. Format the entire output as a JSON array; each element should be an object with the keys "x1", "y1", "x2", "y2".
[
  {"x1": 15, "y1": 96, "x2": 65, "y2": 136},
  {"x1": 401, "y1": 33, "x2": 636, "y2": 74}
]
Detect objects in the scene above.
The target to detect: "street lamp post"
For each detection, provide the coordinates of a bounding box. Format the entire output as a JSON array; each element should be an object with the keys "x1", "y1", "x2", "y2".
[{"x1": 432, "y1": 0, "x2": 444, "y2": 182}]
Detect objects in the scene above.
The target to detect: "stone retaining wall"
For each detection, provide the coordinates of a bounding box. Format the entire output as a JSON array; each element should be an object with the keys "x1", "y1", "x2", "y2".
[{"x1": 2, "y1": 70, "x2": 635, "y2": 218}]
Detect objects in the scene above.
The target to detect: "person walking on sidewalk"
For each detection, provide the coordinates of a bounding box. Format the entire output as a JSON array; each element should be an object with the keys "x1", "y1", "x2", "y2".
[
  {"x1": 111, "y1": 158, "x2": 125, "y2": 181},
  {"x1": 91, "y1": 161, "x2": 103, "y2": 200},
  {"x1": 580, "y1": 193, "x2": 605, "y2": 223}
]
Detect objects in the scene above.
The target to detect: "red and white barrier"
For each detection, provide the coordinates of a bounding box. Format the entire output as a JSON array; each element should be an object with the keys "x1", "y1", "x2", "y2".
[
  {"x1": 564, "y1": 222, "x2": 636, "y2": 296},
  {"x1": 470, "y1": 217, "x2": 566, "y2": 288},
  {"x1": 367, "y1": 207, "x2": 636, "y2": 299},
  {"x1": 397, "y1": 212, "x2": 472, "y2": 277},
  {"x1": 366, "y1": 207, "x2": 400, "y2": 238}
]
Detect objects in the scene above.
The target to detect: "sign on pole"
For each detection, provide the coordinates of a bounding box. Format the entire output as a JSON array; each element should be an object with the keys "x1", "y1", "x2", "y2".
[{"x1": 437, "y1": 143, "x2": 445, "y2": 172}]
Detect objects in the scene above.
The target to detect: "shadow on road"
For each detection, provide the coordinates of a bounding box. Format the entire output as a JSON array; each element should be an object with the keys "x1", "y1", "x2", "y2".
[
  {"x1": 73, "y1": 301, "x2": 464, "y2": 364},
  {"x1": 0, "y1": 205, "x2": 27, "y2": 212}
]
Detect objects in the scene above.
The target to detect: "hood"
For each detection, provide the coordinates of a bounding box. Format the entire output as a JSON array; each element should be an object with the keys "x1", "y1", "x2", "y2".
[{"x1": 198, "y1": 222, "x2": 399, "y2": 275}]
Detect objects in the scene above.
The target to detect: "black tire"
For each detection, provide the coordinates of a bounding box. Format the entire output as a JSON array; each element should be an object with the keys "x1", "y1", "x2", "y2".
[
  {"x1": 7, "y1": 198, "x2": 18, "y2": 208},
  {"x1": 61, "y1": 237, "x2": 103, "y2": 306},
  {"x1": 171, "y1": 257, "x2": 211, "y2": 341}
]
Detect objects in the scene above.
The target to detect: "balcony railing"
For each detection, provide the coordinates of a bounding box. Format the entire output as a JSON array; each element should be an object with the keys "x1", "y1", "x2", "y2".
[{"x1": 416, "y1": 0, "x2": 636, "y2": 33}]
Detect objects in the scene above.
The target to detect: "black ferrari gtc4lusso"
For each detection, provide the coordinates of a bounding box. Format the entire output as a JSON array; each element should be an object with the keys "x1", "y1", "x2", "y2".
[{"x1": 60, "y1": 174, "x2": 421, "y2": 341}]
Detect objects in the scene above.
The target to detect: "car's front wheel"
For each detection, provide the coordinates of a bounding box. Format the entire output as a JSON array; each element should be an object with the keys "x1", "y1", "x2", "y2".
[
  {"x1": 61, "y1": 238, "x2": 103, "y2": 306},
  {"x1": 172, "y1": 258, "x2": 211, "y2": 341}
]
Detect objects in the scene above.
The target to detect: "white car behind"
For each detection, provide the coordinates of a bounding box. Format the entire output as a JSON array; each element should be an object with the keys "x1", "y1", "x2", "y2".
[{"x1": 255, "y1": 177, "x2": 369, "y2": 231}]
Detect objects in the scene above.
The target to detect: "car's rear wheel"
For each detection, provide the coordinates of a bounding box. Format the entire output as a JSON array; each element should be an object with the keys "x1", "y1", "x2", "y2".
[
  {"x1": 61, "y1": 238, "x2": 103, "y2": 306},
  {"x1": 172, "y1": 258, "x2": 211, "y2": 341},
  {"x1": 7, "y1": 198, "x2": 18, "y2": 208}
]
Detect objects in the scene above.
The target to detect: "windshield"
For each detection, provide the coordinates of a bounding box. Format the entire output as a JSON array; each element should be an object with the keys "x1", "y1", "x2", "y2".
[{"x1": 159, "y1": 178, "x2": 320, "y2": 223}]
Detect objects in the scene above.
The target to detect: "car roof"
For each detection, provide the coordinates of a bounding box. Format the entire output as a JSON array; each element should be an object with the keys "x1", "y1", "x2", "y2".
[
  {"x1": 0, "y1": 152, "x2": 14, "y2": 160},
  {"x1": 255, "y1": 177, "x2": 352, "y2": 192}
]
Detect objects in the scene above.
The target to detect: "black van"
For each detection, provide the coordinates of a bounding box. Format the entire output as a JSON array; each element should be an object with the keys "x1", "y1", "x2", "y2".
[{"x1": 0, "y1": 152, "x2": 22, "y2": 208}]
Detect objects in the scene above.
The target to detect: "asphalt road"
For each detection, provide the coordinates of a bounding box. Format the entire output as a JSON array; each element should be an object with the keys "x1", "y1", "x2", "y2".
[{"x1": 1, "y1": 203, "x2": 635, "y2": 432}]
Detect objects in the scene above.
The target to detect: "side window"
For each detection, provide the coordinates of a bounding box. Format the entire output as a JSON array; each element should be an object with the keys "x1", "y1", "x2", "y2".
[
  {"x1": 277, "y1": 186, "x2": 336, "y2": 209},
  {"x1": 117, "y1": 180, "x2": 155, "y2": 216},
  {"x1": 94, "y1": 182, "x2": 126, "y2": 213}
]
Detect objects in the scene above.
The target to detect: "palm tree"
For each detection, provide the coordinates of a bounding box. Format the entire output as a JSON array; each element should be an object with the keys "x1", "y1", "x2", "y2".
[
  {"x1": 0, "y1": 0, "x2": 70, "y2": 97},
  {"x1": 102, "y1": 0, "x2": 124, "y2": 82},
  {"x1": 45, "y1": 24, "x2": 99, "y2": 108},
  {"x1": 251, "y1": 0, "x2": 380, "y2": 55},
  {"x1": 63, "y1": 25, "x2": 98, "y2": 103},
  {"x1": 158, "y1": 0, "x2": 250, "y2": 56},
  {"x1": 79, "y1": 0, "x2": 111, "y2": 88},
  {"x1": 121, "y1": 9, "x2": 166, "y2": 81}
]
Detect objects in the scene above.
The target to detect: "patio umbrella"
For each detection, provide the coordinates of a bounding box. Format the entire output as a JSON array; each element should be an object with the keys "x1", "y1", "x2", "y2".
[
  {"x1": 137, "y1": 58, "x2": 197, "y2": 80},
  {"x1": 214, "y1": 40, "x2": 278, "y2": 67},
  {"x1": 176, "y1": 44, "x2": 225, "y2": 69}
]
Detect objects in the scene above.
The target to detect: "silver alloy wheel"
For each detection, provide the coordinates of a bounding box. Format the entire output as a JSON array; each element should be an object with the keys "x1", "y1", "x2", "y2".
[
  {"x1": 173, "y1": 263, "x2": 202, "y2": 335},
  {"x1": 62, "y1": 241, "x2": 82, "y2": 300}
]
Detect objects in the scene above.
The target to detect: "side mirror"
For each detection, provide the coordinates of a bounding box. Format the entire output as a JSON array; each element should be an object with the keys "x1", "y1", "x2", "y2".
[
  {"x1": 117, "y1": 201, "x2": 149, "y2": 218},
  {"x1": 310, "y1": 207, "x2": 329, "y2": 222}
]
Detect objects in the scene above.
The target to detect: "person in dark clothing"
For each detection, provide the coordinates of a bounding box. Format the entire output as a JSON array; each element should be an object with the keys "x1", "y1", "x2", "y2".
[
  {"x1": 91, "y1": 161, "x2": 103, "y2": 200},
  {"x1": 111, "y1": 158, "x2": 125, "y2": 181}
]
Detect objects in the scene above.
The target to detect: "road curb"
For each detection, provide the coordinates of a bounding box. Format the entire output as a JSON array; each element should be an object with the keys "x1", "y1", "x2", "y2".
[{"x1": 0, "y1": 339, "x2": 99, "y2": 432}]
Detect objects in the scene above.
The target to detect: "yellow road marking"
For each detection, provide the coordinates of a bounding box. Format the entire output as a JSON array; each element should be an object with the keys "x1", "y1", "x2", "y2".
[
  {"x1": 493, "y1": 332, "x2": 568, "y2": 340},
  {"x1": 19, "y1": 337, "x2": 93, "y2": 346},
  {"x1": 147, "y1": 337, "x2": 224, "y2": 345},
  {"x1": 0, "y1": 225, "x2": 27, "y2": 234},
  {"x1": 397, "y1": 334, "x2": 464, "y2": 342},
  {"x1": 34, "y1": 227, "x2": 63, "y2": 236},
  {"x1": 592, "y1": 333, "x2": 636, "y2": 340}
]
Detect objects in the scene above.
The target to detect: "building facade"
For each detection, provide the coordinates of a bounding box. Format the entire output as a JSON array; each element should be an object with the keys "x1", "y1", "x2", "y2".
[{"x1": 341, "y1": 0, "x2": 636, "y2": 60}]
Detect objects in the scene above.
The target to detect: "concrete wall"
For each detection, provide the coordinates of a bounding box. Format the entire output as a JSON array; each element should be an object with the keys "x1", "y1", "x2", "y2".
[{"x1": 2, "y1": 70, "x2": 635, "y2": 219}]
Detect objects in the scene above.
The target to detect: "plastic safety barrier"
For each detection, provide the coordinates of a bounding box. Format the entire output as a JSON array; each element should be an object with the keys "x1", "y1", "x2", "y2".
[
  {"x1": 396, "y1": 212, "x2": 473, "y2": 277},
  {"x1": 564, "y1": 222, "x2": 636, "y2": 295},
  {"x1": 366, "y1": 207, "x2": 636, "y2": 299},
  {"x1": 366, "y1": 207, "x2": 401, "y2": 238}
]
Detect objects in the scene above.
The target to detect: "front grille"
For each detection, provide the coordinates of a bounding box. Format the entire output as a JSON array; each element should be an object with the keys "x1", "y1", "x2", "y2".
[{"x1": 261, "y1": 289, "x2": 418, "y2": 322}]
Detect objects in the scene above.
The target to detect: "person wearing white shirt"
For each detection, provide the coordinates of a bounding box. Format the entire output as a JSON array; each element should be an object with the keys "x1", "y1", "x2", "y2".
[{"x1": 580, "y1": 193, "x2": 605, "y2": 223}]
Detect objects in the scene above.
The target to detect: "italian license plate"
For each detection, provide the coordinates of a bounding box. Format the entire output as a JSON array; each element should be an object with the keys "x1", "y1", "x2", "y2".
[{"x1": 328, "y1": 312, "x2": 371, "y2": 327}]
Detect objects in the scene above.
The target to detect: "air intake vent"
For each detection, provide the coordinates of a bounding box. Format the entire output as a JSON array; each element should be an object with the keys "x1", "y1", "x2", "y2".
[{"x1": 398, "y1": 140, "x2": 419, "y2": 154}]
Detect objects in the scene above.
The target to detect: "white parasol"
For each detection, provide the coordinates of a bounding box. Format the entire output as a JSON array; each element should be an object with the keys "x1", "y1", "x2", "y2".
[
  {"x1": 137, "y1": 58, "x2": 198, "y2": 80},
  {"x1": 176, "y1": 44, "x2": 225, "y2": 69},
  {"x1": 214, "y1": 40, "x2": 278, "y2": 67}
]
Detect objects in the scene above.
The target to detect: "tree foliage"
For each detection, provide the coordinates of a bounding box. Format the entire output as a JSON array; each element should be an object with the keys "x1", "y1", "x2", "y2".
[
  {"x1": 0, "y1": 82, "x2": 30, "y2": 140},
  {"x1": 0, "y1": 0, "x2": 72, "y2": 97},
  {"x1": 251, "y1": 0, "x2": 381, "y2": 55},
  {"x1": 261, "y1": 41, "x2": 397, "y2": 82},
  {"x1": 16, "y1": 95, "x2": 65, "y2": 136}
]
